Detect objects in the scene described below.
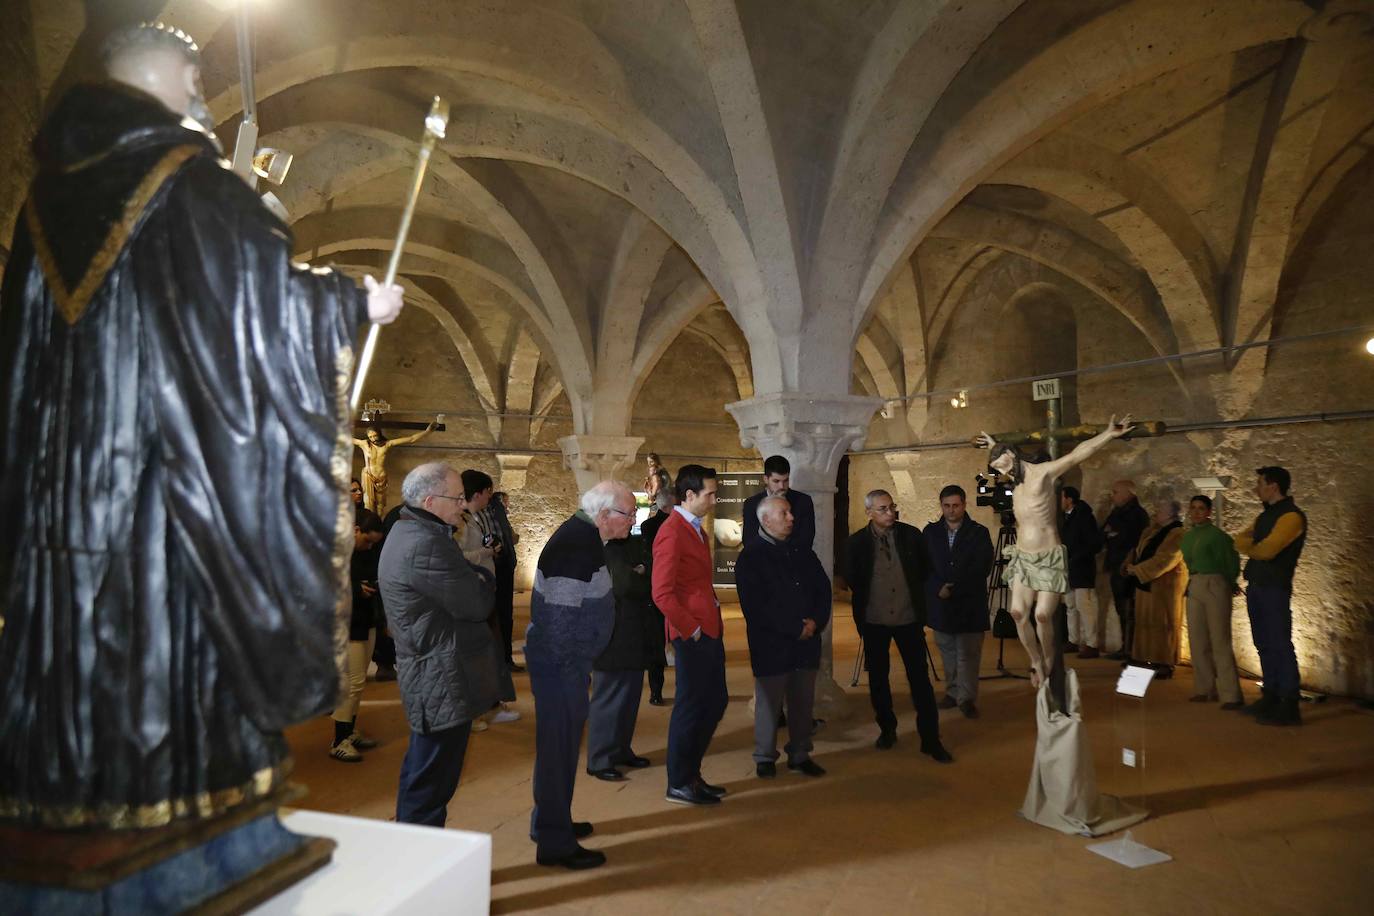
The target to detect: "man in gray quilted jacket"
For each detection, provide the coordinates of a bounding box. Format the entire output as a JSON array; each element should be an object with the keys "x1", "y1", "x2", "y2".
[{"x1": 379, "y1": 462, "x2": 500, "y2": 827}]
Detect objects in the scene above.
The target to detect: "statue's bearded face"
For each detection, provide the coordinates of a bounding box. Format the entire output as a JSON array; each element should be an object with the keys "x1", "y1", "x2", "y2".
[
  {"x1": 990, "y1": 450, "x2": 1016, "y2": 477},
  {"x1": 367, "y1": 429, "x2": 382, "y2": 444},
  {"x1": 186, "y1": 68, "x2": 214, "y2": 134}
]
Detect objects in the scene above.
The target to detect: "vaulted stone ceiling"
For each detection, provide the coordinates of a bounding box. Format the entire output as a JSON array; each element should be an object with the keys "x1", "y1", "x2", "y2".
[{"x1": 4, "y1": 0, "x2": 1372, "y2": 460}]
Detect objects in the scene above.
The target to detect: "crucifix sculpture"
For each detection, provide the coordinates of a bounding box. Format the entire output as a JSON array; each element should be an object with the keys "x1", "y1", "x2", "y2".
[
  {"x1": 973, "y1": 385, "x2": 1164, "y2": 707},
  {"x1": 352, "y1": 415, "x2": 443, "y2": 514}
]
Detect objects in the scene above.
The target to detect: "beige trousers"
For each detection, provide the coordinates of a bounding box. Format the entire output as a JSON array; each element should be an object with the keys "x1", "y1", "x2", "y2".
[
  {"x1": 332, "y1": 632, "x2": 376, "y2": 723},
  {"x1": 1185, "y1": 573, "x2": 1242, "y2": 703}
]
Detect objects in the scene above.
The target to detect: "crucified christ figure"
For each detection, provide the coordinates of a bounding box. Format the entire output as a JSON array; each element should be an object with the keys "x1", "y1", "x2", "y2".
[
  {"x1": 353, "y1": 416, "x2": 442, "y2": 514},
  {"x1": 976, "y1": 416, "x2": 1135, "y2": 692}
]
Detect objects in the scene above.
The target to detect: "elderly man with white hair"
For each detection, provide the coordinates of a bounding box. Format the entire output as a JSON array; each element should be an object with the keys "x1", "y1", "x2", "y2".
[
  {"x1": 526, "y1": 480, "x2": 636, "y2": 870},
  {"x1": 379, "y1": 462, "x2": 501, "y2": 828},
  {"x1": 735, "y1": 495, "x2": 832, "y2": 778}
]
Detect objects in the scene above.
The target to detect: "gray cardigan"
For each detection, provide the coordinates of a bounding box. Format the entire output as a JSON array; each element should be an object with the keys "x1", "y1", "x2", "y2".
[{"x1": 379, "y1": 506, "x2": 499, "y2": 733}]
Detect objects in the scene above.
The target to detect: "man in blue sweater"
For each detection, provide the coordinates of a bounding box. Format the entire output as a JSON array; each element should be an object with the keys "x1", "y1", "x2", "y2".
[{"x1": 526, "y1": 481, "x2": 635, "y2": 870}]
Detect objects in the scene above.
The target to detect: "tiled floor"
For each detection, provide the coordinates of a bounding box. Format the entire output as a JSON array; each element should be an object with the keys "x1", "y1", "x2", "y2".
[{"x1": 284, "y1": 602, "x2": 1374, "y2": 915}]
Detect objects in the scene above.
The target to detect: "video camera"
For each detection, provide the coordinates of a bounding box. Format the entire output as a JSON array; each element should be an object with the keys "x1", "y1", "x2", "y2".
[{"x1": 975, "y1": 473, "x2": 1014, "y2": 516}]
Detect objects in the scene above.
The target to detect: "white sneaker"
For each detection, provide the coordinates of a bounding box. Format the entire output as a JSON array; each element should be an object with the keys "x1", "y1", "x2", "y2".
[
  {"x1": 490, "y1": 705, "x2": 521, "y2": 724},
  {"x1": 329, "y1": 738, "x2": 363, "y2": 762},
  {"x1": 471, "y1": 717, "x2": 489, "y2": 732}
]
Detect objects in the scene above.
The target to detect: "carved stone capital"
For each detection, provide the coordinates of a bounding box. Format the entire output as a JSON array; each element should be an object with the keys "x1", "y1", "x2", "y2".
[
  {"x1": 725, "y1": 392, "x2": 883, "y2": 492},
  {"x1": 495, "y1": 453, "x2": 536, "y2": 491},
  {"x1": 557, "y1": 434, "x2": 646, "y2": 493}
]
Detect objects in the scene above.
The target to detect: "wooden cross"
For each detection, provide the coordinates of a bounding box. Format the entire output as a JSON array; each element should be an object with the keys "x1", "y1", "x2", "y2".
[
  {"x1": 352, "y1": 419, "x2": 448, "y2": 435},
  {"x1": 980, "y1": 382, "x2": 1164, "y2": 457}
]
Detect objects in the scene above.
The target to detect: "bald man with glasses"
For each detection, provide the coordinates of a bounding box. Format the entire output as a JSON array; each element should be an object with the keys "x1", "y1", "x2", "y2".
[{"x1": 843, "y1": 490, "x2": 952, "y2": 762}]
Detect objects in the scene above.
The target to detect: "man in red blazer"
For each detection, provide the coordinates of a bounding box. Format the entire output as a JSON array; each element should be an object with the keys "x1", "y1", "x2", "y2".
[{"x1": 652, "y1": 464, "x2": 729, "y2": 806}]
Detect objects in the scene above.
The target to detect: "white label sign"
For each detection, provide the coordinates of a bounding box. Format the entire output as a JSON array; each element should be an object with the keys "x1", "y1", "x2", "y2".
[
  {"x1": 1032, "y1": 378, "x2": 1062, "y2": 401},
  {"x1": 1116, "y1": 664, "x2": 1156, "y2": 698}
]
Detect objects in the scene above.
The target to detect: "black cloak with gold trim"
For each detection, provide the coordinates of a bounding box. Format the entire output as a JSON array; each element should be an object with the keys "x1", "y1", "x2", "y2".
[{"x1": 0, "y1": 83, "x2": 365, "y2": 829}]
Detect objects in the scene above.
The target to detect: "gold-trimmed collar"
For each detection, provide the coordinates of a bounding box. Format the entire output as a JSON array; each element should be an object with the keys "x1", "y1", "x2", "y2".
[{"x1": 25, "y1": 143, "x2": 200, "y2": 325}]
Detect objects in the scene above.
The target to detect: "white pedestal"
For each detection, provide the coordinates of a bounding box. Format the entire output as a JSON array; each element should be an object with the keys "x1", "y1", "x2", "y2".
[{"x1": 248, "y1": 810, "x2": 491, "y2": 915}]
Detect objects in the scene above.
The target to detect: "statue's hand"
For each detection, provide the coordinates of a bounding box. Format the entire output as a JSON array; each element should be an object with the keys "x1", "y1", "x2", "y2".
[
  {"x1": 1108, "y1": 414, "x2": 1136, "y2": 438},
  {"x1": 974, "y1": 431, "x2": 996, "y2": 449},
  {"x1": 365, "y1": 275, "x2": 404, "y2": 324}
]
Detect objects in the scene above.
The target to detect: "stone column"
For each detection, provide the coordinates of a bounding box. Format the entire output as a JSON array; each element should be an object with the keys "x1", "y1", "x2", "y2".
[
  {"x1": 725, "y1": 392, "x2": 883, "y2": 718},
  {"x1": 495, "y1": 453, "x2": 535, "y2": 491},
  {"x1": 557, "y1": 434, "x2": 646, "y2": 493}
]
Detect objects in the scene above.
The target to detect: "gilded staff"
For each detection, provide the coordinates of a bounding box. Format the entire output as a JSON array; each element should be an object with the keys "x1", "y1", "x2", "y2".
[{"x1": 350, "y1": 96, "x2": 450, "y2": 410}]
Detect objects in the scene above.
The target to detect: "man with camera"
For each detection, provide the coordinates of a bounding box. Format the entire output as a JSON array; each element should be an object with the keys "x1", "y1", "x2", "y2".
[{"x1": 459, "y1": 469, "x2": 520, "y2": 727}]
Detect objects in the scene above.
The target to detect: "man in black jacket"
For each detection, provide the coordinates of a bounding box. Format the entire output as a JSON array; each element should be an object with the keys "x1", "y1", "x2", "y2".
[
  {"x1": 585, "y1": 534, "x2": 656, "y2": 780},
  {"x1": 379, "y1": 463, "x2": 500, "y2": 828},
  {"x1": 844, "y1": 489, "x2": 952, "y2": 761},
  {"x1": 736, "y1": 496, "x2": 832, "y2": 778},
  {"x1": 1059, "y1": 486, "x2": 1105, "y2": 658},
  {"x1": 1101, "y1": 480, "x2": 1149, "y2": 660},
  {"x1": 639, "y1": 488, "x2": 674, "y2": 704},
  {"x1": 742, "y1": 454, "x2": 816, "y2": 548},
  {"x1": 922, "y1": 485, "x2": 994, "y2": 719}
]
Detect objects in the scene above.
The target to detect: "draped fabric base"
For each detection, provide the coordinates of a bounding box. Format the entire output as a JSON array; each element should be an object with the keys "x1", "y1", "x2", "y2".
[
  {"x1": 1019, "y1": 670, "x2": 1148, "y2": 837},
  {"x1": 0, "y1": 84, "x2": 365, "y2": 830}
]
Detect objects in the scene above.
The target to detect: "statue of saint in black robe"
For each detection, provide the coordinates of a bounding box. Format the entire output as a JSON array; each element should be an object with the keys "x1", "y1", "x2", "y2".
[{"x1": 0, "y1": 82, "x2": 364, "y2": 830}]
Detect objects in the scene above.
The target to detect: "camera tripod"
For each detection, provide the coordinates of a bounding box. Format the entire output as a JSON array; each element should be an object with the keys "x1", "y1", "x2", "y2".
[{"x1": 980, "y1": 512, "x2": 1029, "y2": 681}]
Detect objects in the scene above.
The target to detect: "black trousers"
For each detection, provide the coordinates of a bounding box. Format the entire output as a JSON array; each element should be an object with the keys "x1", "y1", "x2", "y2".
[
  {"x1": 647, "y1": 609, "x2": 667, "y2": 697},
  {"x1": 863, "y1": 622, "x2": 941, "y2": 745},
  {"x1": 1110, "y1": 571, "x2": 1136, "y2": 654},
  {"x1": 496, "y1": 560, "x2": 516, "y2": 663},
  {"x1": 666, "y1": 635, "x2": 728, "y2": 789},
  {"x1": 529, "y1": 665, "x2": 590, "y2": 857},
  {"x1": 395, "y1": 722, "x2": 473, "y2": 828}
]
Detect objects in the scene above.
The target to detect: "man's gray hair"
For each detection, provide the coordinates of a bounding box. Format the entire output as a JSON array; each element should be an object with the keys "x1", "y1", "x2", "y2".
[
  {"x1": 654, "y1": 487, "x2": 673, "y2": 511},
  {"x1": 402, "y1": 462, "x2": 456, "y2": 506},
  {"x1": 757, "y1": 494, "x2": 789, "y2": 523},
  {"x1": 580, "y1": 480, "x2": 632, "y2": 517},
  {"x1": 864, "y1": 489, "x2": 893, "y2": 510}
]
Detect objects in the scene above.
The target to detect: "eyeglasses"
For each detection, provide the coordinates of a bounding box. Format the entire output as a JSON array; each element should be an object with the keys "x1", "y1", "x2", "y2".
[
  {"x1": 431, "y1": 494, "x2": 465, "y2": 503},
  {"x1": 609, "y1": 508, "x2": 635, "y2": 518},
  {"x1": 871, "y1": 504, "x2": 897, "y2": 514}
]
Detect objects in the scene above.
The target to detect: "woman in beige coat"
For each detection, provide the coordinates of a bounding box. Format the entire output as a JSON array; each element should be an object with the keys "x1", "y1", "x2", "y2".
[{"x1": 1127, "y1": 499, "x2": 1188, "y2": 677}]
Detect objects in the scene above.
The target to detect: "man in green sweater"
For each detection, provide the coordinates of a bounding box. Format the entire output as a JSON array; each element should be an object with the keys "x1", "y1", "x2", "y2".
[{"x1": 1180, "y1": 495, "x2": 1243, "y2": 708}]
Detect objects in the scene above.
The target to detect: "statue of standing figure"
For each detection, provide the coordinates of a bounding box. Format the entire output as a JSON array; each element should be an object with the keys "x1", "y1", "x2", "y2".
[
  {"x1": 353, "y1": 416, "x2": 442, "y2": 514},
  {"x1": 976, "y1": 416, "x2": 1136, "y2": 693}
]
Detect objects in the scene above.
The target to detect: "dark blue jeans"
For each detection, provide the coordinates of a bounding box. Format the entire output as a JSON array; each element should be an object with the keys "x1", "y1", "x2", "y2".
[
  {"x1": 396, "y1": 722, "x2": 473, "y2": 828},
  {"x1": 1246, "y1": 585, "x2": 1300, "y2": 697},
  {"x1": 666, "y1": 635, "x2": 728, "y2": 789},
  {"x1": 528, "y1": 665, "x2": 590, "y2": 857}
]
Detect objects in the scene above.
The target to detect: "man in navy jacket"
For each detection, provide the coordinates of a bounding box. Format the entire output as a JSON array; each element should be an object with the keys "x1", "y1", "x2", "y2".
[
  {"x1": 742, "y1": 454, "x2": 816, "y2": 549},
  {"x1": 922, "y1": 485, "x2": 994, "y2": 719},
  {"x1": 735, "y1": 495, "x2": 831, "y2": 778}
]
